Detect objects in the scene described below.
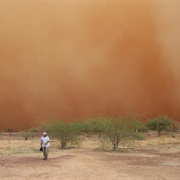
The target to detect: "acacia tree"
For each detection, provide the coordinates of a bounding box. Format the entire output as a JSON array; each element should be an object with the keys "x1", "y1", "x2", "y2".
[
  {"x1": 97, "y1": 117, "x2": 139, "y2": 151},
  {"x1": 146, "y1": 115, "x2": 174, "y2": 136},
  {"x1": 49, "y1": 121, "x2": 81, "y2": 149}
]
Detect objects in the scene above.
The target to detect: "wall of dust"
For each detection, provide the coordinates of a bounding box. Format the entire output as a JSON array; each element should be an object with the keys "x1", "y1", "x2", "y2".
[{"x1": 0, "y1": 1, "x2": 180, "y2": 130}]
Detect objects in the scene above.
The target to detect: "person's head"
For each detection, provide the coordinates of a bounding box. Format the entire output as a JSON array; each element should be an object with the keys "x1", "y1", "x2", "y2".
[{"x1": 43, "y1": 132, "x2": 47, "y2": 137}]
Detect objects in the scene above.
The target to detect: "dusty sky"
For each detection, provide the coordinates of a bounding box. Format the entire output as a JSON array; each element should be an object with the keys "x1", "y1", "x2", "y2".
[{"x1": 0, "y1": 1, "x2": 180, "y2": 129}]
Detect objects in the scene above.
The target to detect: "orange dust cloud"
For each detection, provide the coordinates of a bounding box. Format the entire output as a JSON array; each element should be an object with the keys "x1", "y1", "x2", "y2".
[{"x1": 0, "y1": 1, "x2": 180, "y2": 130}]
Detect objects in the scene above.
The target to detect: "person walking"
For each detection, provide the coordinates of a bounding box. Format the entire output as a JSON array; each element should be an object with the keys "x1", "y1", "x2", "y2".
[{"x1": 40, "y1": 132, "x2": 50, "y2": 160}]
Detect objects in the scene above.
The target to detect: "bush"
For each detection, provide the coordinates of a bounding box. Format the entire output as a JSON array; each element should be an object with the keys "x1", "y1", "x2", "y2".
[
  {"x1": 81, "y1": 118, "x2": 104, "y2": 137},
  {"x1": 49, "y1": 121, "x2": 81, "y2": 149},
  {"x1": 80, "y1": 115, "x2": 145, "y2": 151},
  {"x1": 35, "y1": 114, "x2": 149, "y2": 151},
  {"x1": 132, "y1": 132, "x2": 146, "y2": 140},
  {"x1": 146, "y1": 115, "x2": 174, "y2": 136},
  {"x1": 70, "y1": 121, "x2": 85, "y2": 134},
  {"x1": 124, "y1": 113, "x2": 147, "y2": 132},
  {"x1": 82, "y1": 117, "x2": 114, "y2": 137},
  {"x1": 98, "y1": 116, "x2": 138, "y2": 151}
]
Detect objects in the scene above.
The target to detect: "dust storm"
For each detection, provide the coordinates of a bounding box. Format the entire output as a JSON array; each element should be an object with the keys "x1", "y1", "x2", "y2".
[{"x1": 0, "y1": 1, "x2": 180, "y2": 130}]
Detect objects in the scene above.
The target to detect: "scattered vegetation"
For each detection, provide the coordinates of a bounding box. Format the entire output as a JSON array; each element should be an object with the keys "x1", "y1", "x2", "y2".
[
  {"x1": 146, "y1": 115, "x2": 174, "y2": 136},
  {"x1": 82, "y1": 118, "x2": 107, "y2": 137},
  {"x1": 24, "y1": 128, "x2": 39, "y2": 140},
  {"x1": 1, "y1": 114, "x2": 178, "y2": 151},
  {"x1": 96, "y1": 116, "x2": 142, "y2": 151}
]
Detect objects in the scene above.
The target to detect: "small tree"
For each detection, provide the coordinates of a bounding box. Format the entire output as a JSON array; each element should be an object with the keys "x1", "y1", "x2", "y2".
[
  {"x1": 49, "y1": 121, "x2": 81, "y2": 149},
  {"x1": 146, "y1": 115, "x2": 174, "y2": 137},
  {"x1": 99, "y1": 117, "x2": 137, "y2": 151}
]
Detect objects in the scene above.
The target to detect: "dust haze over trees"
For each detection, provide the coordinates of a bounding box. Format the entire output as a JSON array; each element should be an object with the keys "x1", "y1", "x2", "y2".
[{"x1": 0, "y1": 1, "x2": 180, "y2": 129}]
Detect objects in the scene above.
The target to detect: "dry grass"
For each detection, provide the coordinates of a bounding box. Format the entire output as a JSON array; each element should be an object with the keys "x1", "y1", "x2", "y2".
[
  {"x1": 0, "y1": 133, "x2": 179, "y2": 155},
  {"x1": 0, "y1": 134, "x2": 180, "y2": 180}
]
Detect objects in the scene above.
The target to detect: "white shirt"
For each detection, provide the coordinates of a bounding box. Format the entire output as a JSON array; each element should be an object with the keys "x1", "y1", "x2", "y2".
[{"x1": 41, "y1": 136, "x2": 50, "y2": 147}]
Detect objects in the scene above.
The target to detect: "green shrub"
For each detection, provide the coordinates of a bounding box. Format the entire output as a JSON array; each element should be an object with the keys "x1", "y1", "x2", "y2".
[
  {"x1": 99, "y1": 116, "x2": 138, "y2": 151},
  {"x1": 71, "y1": 121, "x2": 85, "y2": 134},
  {"x1": 124, "y1": 113, "x2": 147, "y2": 132},
  {"x1": 49, "y1": 121, "x2": 81, "y2": 149},
  {"x1": 82, "y1": 118, "x2": 100, "y2": 137},
  {"x1": 132, "y1": 132, "x2": 146, "y2": 140},
  {"x1": 146, "y1": 115, "x2": 174, "y2": 136}
]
